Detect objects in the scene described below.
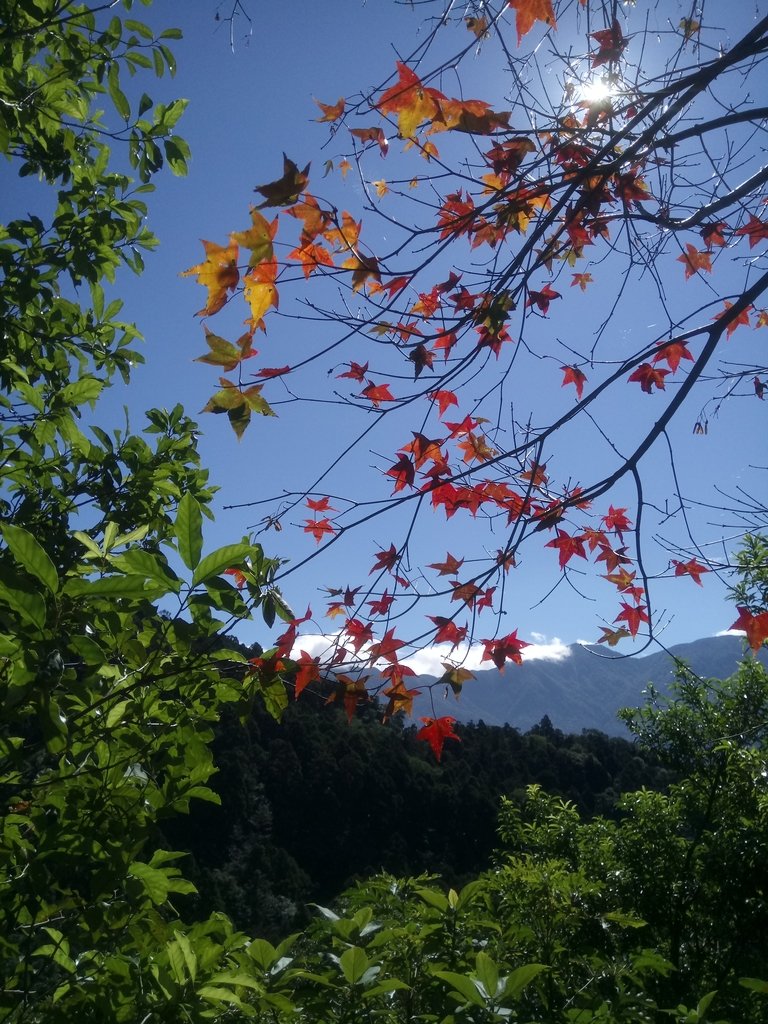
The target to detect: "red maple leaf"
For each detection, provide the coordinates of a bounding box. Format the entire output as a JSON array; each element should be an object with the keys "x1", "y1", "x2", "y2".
[
  {"x1": 590, "y1": 18, "x2": 628, "y2": 67},
  {"x1": 734, "y1": 214, "x2": 768, "y2": 249},
  {"x1": 416, "y1": 716, "x2": 461, "y2": 761},
  {"x1": 428, "y1": 552, "x2": 464, "y2": 576},
  {"x1": 361, "y1": 380, "x2": 395, "y2": 406},
  {"x1": 700, "y1": 221, "x2": 727, "y2": 249},
  {"x1": 652, "y1": 341, "x2": 694, "y2": 373},
  {"x1": 714, "y1": 301, "x2": 752, "y2": 338},
  {"x1": 428, "y1": 616, "x2": 468, "y2": 649},
  {"x1": 367, "y1": 627, "x2": 404, "y2": 664},
  {"x1": 344, "y1": 617, "x2": 374, "y2": 653},
  {"x1": 429, "y1": 389, "x2": 459, "y2": 416},
  {"x1": 304, "y1": 518, "x2": 335, "y2": 543},
  {"x1": 602, "y1": 505, "x2": 632, "y2": 538},
  {"x1": 672, "y1": 558, "x2": 709, "y2": 586},
  {"x1": 306, "y1": 496, "x2": 335, "y2": 512},
  {"x1": 628, "y1": 363, "x2": 669, "y2": 393},
  {"x1": 526, "y1": 282, "x2": 561, "y2": 314},
  {"x1": 337, "y1": 360, "x2": 369, "y2": 381},
  {"x1": 368, "y1": 590, "x2": 395, "y2": 616},
  {"x1": 561, "y1": 365, "x2": 587, "y2": 399},
  {"x1": 386, "y1": 454, "x2": 415, "y2": 492},
  {"x1": 481, "y1": 629, "x2": 530, "y2": 670},
  {"x1": 370, "y1": 543, "x2": 398, "y2": 573},
  {"x1": 293, "y1": 651, "x2": 321, "y2": 699},
  {"x1": 729, "y1": 607, "x2": 768, "y2": 653},
  {"x1": 614, "y1": 601, "x2": 650, "y2": 637},
  {"x1": 546, "y1": 529, "x2": 588, "y2": 569}
]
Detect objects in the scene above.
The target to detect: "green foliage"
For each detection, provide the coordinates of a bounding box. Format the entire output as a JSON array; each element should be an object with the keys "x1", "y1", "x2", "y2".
[{"x1": 0, "y1": 2, "x2": 291, "y2": 1019}]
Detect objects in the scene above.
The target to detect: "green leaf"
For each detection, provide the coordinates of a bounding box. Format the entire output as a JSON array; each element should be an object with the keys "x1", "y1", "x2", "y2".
[
  {"x1": 432, "y1": 970, "x2": 485, "y2": 1007},
  {"x1": 108, "y1": 62, "x2": 131, "y2": 119},
  {"x1": 501, "y1": 963, "x2": 549, "y2": 1001},
  {"x1": 175, "y1": 492, "x2": 203, "y2": 570},
  {"x1": 106, "y1": 700, "x2": 129, "y2": 729},
  {"x1": 740, "y1": 977, "x2": 768, "y2": 994},
  {"x1": 191, "y1": 542, "x2": 252, "y2": 587},
  {"x1": 0, "y1": 578, "x2": 46, "y2": 629},
  {"x1": 63, "y1": 575, "x2": 165, "y2": 600},
  {"x1": 61, "y1": 376, "x2": 103, "y2": 407},
  {"x1": 475, "y1": 952, "x2": 499, "y2": 998},
  {"x1": 340, "y1": 946, "x2": 369, "y2": 985},
  {"x1": 111, "y1": 548, "x2": 181, "y2": 591},
  {"x1": 2, "y1": 524, "x2": 59, "y2": 594}
]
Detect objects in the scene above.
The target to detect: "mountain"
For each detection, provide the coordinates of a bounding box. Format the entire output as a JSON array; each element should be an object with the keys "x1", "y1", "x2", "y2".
[{"x1": 411, "y1": 635, "x2": 766, "y2": 736}]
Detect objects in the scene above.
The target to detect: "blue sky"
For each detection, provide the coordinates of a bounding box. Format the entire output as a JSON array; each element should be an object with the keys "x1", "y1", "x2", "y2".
[{"x1": 6, "y1": 1, "x2": 766, "y2": 663}]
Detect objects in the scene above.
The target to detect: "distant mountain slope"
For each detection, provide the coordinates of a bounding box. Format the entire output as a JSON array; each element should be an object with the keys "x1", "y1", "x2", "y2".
[{"x1": 412, "y1": 635, "x2": 766, "y2": 735}]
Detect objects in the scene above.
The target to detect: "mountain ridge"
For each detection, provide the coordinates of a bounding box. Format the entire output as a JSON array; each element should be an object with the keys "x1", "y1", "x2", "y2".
[{"x1": 411, "y1": 634, "x2": 766, "y2": 736}]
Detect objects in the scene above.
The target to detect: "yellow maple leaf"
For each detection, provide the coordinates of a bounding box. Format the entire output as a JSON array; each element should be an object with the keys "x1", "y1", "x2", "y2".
[{"x1": 181, "y1": 239, "x2": 239, "y2": 316}]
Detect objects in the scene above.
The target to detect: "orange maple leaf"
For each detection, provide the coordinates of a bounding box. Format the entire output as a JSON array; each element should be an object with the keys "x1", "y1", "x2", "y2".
[
  {"x1": 714, "y1": 301, "x2": 752, "y2": 338},
  {"x1": 507, "y1": 0, "x2": 556, "y2": 44},
  {"x1": 376, "y1": 61, "x2": 445, "y2": 138},
  {"x1": 614, "y1": 601, "x2": 649, "y2": 637},
  {"x1": 628, "y1": 363, "x2": 668, "y2": 393},
  {"x1": 293, "y1": 650, "x2": 321, "y2": 699},
  {"x1": 243, "y1": 258, "x2": 279, "y2": 329},
  {"x1": 729, "y1": 606, "x2": 768, "y2": 653},
  {"x1": 428, "y1": 552, "x2": 464, "y2": 576},
  {"x1": 676, "y1": 243, "x2": 712, "y2": 279},
  {"x1": 181, "y1": 239, "x2": 239, "y2": 316},
  {"x1": 361, "y1": 380, "x2": 394, "y2": 406},
  {"x1": 734, "y1": 214, "x2": 768, "y2": 249},
  {"x1": 314, "y1": 96, "x2": 345, "y2": 123},
  {"x1": 652, "y1": 340, "x2": 694, "y2": 373},
  {"x1": 303, "y1": 518, "x2": 335, "y2": 543}
]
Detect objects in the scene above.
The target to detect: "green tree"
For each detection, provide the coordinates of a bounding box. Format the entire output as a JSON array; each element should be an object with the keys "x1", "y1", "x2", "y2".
[{"x1": 0, "y1": 2, "x2": 290, "y2": 1018}]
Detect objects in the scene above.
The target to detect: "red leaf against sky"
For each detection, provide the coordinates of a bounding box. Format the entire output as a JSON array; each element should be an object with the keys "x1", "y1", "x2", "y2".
[
  {"x1": 370, "y1": 543, "x2": 398, "y2": 573},
  {"x1": 409, "y1": 343, "x2": 435, "y2": 379},
  {"x1": 561, "y1": 365, "x2": 587, "y2": 398},
  {"x1": 730, "y1": 607, "x2": 768, "y2": 652},
  {"x1": 387, "y1": 454, "x2": 415, "y2": 492},
  {"x1": 700, "y1": 221, "x2": 727, "y2": 249},
  {"x1": 614, "y1": 601, "x2": 650, "y2": 637},
  {"x1": 596, "y1": 543, "x2": 631, "y2": 573},
  {"x1": 602, "y1": 505, "x2": 632, "y2": 538},
  {"x1": 714, "y1": 301, "x2": 753, "y2": 337},
  {"x1": 652, "y1": 341, "x2": 694, "y2": 373},
  {"x1": 481, "y1": 629, "x2": 530, "y2": 669},
  {"x1": 429, "y1": 389, "x2": 459, "y2": 416},
  {"x1": 428, "y1": 552, "x2": 464, "y2": 576},
  {"x1": 590, "y1": 18, "x2": 628, "y2": 67},
  {"x1": 755, "y1": 376, "x2": 766, "y2": 400},
  {"x1": 613, "y1": 170, "x2": 649, "y2": 206},
  {"x1": 361, "y1": 380, "x2": 395, "y2": 406},
  {"x1": 337, "y1": 360, "x2": 369, "y2": 381},
  {"x1": 344, "y1": 617, "x2": 374, "y2": 653},
  {"x1": 672, "y1": 558, "x2": 709, "y2": 586},
  {"x1": 507, "y1": 0, "x2": 556, "y2": 44},
  {"x1": 293, "y1": 651, "x2": 321, "y2": 699},
  {"x1": 367, "y1": 626, "x2": 404, "y2": 664},
  {"x1": 546, "y1": 529, "x2": 587, "y2": 569},
  {"x1": 254, "y1": 365, "x2": 292, "y2": 378},
  {"x1": 306, "y1": 496, "x2": 335, "y2": 512},
  {"x1": 676, "y1": 243, "x2": 712, "y2": 279},
  {"x1": 304, "y1": 518, "x2": 335, "y2": 543},
  {"x1": 416, "y1": 716, "x2": 461, "y2": 761},
  {"x1": 628, "y1": 363, "x2": 669, "y2": 393},
  {"x1": 526, "y1": 282, "x2": 561, "y2": 314},
  {"x1": 368, "y1": 590, "x2": 395, "y2": 616},
  {"x1": 734, "y1": 214, "x2": 768, "y2": 249},
  {"x1": 433, "y1": 330, "x2": 459, "y2": 360},
  {"x1": 428, "y1": 616, "x2": 468, "y2": 649}
]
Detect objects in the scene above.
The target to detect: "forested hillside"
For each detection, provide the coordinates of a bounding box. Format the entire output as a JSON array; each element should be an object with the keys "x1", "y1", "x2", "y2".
[{"x1": 167, "y1": 696, "x2": 672, "y2": 937}]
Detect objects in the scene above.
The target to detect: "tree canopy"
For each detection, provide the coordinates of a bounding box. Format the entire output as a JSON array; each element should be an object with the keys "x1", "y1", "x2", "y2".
[{"x1": 185, "y1": 0, "x2": 768, "y2": 721}]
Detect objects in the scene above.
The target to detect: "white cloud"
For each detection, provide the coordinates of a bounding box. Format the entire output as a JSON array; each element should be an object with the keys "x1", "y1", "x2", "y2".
[{"x1": 290, "y1": 630, "x2": 572, "y2": 676}]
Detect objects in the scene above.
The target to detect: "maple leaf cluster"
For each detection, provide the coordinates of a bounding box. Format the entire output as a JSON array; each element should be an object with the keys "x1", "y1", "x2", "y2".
[{"x1": 183, "y1": 2, "x2": 768, "y2": 757}]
